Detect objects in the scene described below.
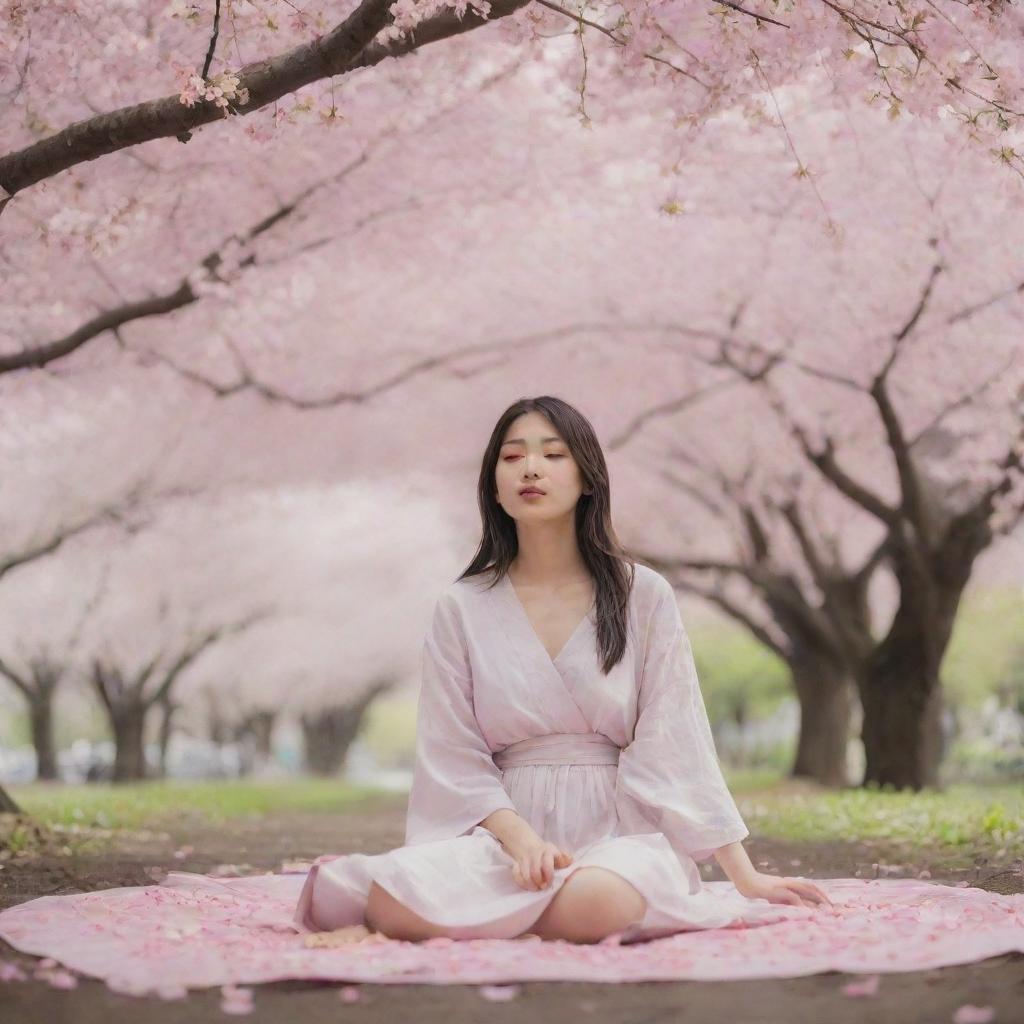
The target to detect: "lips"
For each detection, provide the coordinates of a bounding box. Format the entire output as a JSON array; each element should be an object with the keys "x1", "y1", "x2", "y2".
[{"x1": 519, "y1": 488, "x2": 545, "y2": 496}]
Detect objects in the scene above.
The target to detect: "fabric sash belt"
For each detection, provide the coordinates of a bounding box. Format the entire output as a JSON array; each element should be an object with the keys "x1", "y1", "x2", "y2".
[{"x1": 493, "y1": 732, "x2": 621, "y2": 769}]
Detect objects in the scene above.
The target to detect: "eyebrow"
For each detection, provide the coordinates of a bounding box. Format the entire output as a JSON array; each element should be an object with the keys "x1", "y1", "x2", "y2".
[{"x1": 501, "y1": 436, "x2": 565, "y2": 446}]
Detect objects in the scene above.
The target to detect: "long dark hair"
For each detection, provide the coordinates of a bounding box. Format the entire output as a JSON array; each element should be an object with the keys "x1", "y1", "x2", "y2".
[{"x1": 457, "y1": 396, "x2": 636, "y2": 674}]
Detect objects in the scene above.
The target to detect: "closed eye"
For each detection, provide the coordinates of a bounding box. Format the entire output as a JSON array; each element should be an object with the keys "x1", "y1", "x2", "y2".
[{"x1": 503, "y1": 454, "x2": 566, "y2": 461}]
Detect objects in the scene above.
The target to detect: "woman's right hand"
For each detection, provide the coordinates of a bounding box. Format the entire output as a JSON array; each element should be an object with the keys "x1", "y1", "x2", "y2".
[{"x1": 509, "y1": 839, "x2": 574, "y2": 891}]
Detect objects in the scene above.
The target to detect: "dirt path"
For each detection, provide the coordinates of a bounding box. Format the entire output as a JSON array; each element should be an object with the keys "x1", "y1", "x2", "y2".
[{"x1": 1, "y1": 795, "x2": 1021, "y2": 1023}]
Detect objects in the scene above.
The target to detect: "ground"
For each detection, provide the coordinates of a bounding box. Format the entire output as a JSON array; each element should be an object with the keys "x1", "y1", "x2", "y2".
[{"x1": 0, "y1": 789, "x2": 1021, "y2": 1023}]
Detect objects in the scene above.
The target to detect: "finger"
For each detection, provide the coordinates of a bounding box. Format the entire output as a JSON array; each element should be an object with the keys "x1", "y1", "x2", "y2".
[
  {"x1": 542, "y1": 849, "x2": 555, "y2": 887},
  {"x1": 797, "y1": 881, "x2": 831, "y2": 905},
  {"x1": 530, "y1": 854, "x2": 544, "y2": 889},
  {"x1": 517, "y1": 862, "x2": 535, "y2": 891},
  {"x1": 528, "y1": 856, "x2": 544, "y2": 888}
]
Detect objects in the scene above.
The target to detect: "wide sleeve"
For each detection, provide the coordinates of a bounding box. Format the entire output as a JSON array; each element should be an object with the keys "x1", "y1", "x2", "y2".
[
  {"x1": 404, "y1": 591, "x2": 518, "y2": 845},
  {"x1": 614, "y1": 576, "x2": 750, "y2": 863}
]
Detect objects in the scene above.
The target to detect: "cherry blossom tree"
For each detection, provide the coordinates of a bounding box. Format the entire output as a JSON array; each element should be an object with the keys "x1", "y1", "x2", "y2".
[
  {"x1": 0, "y1": 473, "x2": 461, "y2": 784},
  {"x1": 2, "y1": 21, "x2": 1021, "y2": 801},
  {"x1": 174, "y1": 482, "x2": 458, "y2": 776},
  {"x1": 0, "y1": 388, "x2": 197, "y2": 800},
  {"x1": 4, "y1": 1, "x2": 1024, "y2": 392},
  {"x1": 3, "y1": 0, "x2": 1024, "y2": 211},
  {"x1": 49, "y1": 493, "x2": 288, "y2": 781},
  {"x1": 0, "y1": 36, "x2": 537, "y2": 379},
  {"x1": 607, "y1": 100, "x2": 1024, "y2": 790},
  {"x1": 0, "y1": 553, "x2": 113, "y2": 781}
]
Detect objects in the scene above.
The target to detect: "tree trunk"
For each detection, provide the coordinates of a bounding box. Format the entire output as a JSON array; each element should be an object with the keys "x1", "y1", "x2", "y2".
[
  {"x1": 207, "y1": 700, "x2": 229, "y2": 746},
  {"x1": 301, "y1": 707, "x2": 364, "y2": 776},
  {"x1": 230, "y1": 710, "x2": 278, "y2": 776},
  {"x1": 301, "y1": 679, "x2": 392, "y2": 776},
  {"x1": 110, "y1": 706, "x2": 148, "y2": 782},
  {"x1": 0, "y1": 785, "x2": 22, "y2": 814},
  {"x1": 858, "y1": 536, "x2": 971, "y2": 791},
  {"x1": 156, "y1": 699, "x2": 180, "y2": 779},
  {"x1": 788, "y1": 654, "x2": 854, "y2": 787},
  {"x1": 28, "y1": 694, "x2": 58, "y2": 781},
  {"x1": 859, "y1": 667, "x2": 945, "y2": 790},
  {"x1": 246, "y1": 710, "x2": 276, "y2": 760}
]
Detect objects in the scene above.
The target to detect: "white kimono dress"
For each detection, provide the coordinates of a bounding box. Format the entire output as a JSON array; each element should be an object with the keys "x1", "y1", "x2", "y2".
[{"x1": 293, "y1": 563, "x2": 796, "y2": 944}]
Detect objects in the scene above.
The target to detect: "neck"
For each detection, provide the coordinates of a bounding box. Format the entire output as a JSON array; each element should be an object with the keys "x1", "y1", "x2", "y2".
[{"x1": 510, "y1": 518, "x2": 588, "y2": 583}]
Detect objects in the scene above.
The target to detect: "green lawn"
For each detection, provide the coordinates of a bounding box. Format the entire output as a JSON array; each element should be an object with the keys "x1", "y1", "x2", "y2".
[
  {"x1": 5, "y1": 773, "x2": 1022, "y2": 868},
  {"x1": 727, "y1": 771, "x2": 1024, "y2": 867},
  {"x1": 5, "y1": 777, "x2": 392, "y2": 831}
]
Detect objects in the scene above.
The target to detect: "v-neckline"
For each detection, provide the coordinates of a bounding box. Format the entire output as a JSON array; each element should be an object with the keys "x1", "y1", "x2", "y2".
[{"x1": 501, "y1": 572, "x2": 596, "y2": 666}]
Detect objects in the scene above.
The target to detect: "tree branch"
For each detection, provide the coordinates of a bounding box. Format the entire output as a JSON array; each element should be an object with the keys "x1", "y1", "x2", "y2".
[
  {"x1": 705, "y1": 338, "x2": 901, "y2": 526},
  {"x1": 606, "y1": 378, "x2": 742, "y2": 449},
  {"x1": 867, "y1": 254, "x2": 944, "y2": 547},
  {"x1": 201, "y1": 0, "x2": 224, "y2": 81},
  {"x1": 633, "y1": 550, "x2": 789, "y2": 657},
  {"x1": 0, "y1": 656, "x2": 30, "y2": 697},
  {"x1": 0, "y1": 151, "x2": 375, "y2": 375},
  {"x1": 0, "y1": 0, "x2": 529, "y2": 203},
  {"x1": 671, "y1": 575, "x2": 789, "y2": 658},
  {"x1": 0, "y1": 505, "x2": 128, "y2": 582},
  {"x1": 148, "y1": 610, "x2": 270, "y2": 707},
  {"x1": 2, "y1": 59, "x2": 527, "y2": 375},
  {"x1": 0, "y1": 284, "x2": 196, "y2": 374}
]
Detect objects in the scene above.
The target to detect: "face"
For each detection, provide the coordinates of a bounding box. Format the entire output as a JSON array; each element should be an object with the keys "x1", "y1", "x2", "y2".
[{"x1": 495, "y1": 411, "x2": 590, "y2": 519}]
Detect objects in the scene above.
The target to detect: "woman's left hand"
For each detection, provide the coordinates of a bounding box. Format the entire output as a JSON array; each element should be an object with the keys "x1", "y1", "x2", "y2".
[{"x1": 734, "y1": 871, "x2": 833, "y2": 908}]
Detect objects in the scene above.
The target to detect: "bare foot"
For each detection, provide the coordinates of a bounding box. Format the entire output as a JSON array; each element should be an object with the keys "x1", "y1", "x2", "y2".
[
  {"x1": 304, "y1": 925, "x2": 384, "y2": 948},
  {"x1": 514, "y1": 932, "x2": 542, "y2": 942}
]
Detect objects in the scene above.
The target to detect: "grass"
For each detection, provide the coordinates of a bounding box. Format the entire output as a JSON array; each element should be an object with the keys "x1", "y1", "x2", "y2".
[
  {"x1": 3, "y1": 772, "x2": 1022, "y2": 871},
  {"x1": 726, "y1": 771, "x2": 1024, "y2": 868},
  {"x1": 5, "y1": 777, "x2": 396, "y2": 831}
]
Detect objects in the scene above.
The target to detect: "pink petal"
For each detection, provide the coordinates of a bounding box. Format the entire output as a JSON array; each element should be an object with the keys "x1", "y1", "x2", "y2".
[
  {"x1": 953, "y1": 1006, "x2": 995, "y2": 1024},
  {"x1": 841, "y1": 974, "x2": 880, "y2": 997},
  {"x1": 479, "y1": 984, "x2": 522, "y2": 1001},
  {"x1": 220, "y1": 984, "x2": 254, "y2": 1015},
  {"x1": 155, "y1": 984, "x2": 190, "y2": 1000},
  {"x1": 0, "y1": 961, "x2": 29, "y2": 982},
  {"x1": 45, "y1": 969, "x2": 78, "y2": 989}
]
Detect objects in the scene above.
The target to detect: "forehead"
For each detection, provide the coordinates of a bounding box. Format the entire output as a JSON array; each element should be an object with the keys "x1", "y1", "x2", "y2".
[
  {"x1": 500, "y1": 433, "x2": 565, "y2": 446},
  {"x1": 501, "y1": 411, "x2": 564, "y2": 445}
]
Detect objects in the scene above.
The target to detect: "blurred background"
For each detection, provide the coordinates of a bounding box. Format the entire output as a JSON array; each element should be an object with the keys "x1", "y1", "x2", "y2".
[{"x1": 2, "y1": 1, "x2": 1022, "y2": 862}]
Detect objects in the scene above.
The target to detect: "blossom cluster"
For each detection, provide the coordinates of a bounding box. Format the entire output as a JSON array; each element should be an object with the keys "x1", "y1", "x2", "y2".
[{"x1": 178, "y1": 70, "x2": 251, "y2": 112}]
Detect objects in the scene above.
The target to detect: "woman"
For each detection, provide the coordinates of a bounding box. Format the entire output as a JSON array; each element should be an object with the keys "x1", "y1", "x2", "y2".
[{"x1": 294, "y1": 395, "x2": 832, "y2": 947}]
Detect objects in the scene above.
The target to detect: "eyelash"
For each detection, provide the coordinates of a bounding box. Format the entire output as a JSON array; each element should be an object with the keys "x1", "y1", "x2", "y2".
[{"x1": 503, "y1": 455, "x2": 565, "y2": 461}]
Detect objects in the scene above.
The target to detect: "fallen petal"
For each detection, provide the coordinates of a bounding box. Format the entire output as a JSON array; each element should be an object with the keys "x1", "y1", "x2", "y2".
[
  {"x1": 953, "y1": 1005, "x2": 995, "y2": 1024},
  {"x1": 479, "y1": 984, "x2": 522, "y2": 1001},
  {"x1": 841, "y1": 974, "x2": 880, "y2": 997}
]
